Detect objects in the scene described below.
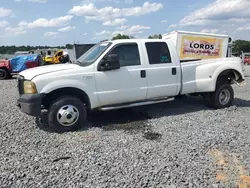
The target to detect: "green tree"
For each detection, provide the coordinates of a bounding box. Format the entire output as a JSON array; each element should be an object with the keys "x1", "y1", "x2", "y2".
[
  {"x1": 66, "y1": 44, "x2": 73, "y2": 49},
  {"x1": 148, "y1": 34, "x2": 162, "y2": 39},
  {"x1": 232, "y1": 40, "x2": 250, "y2": 53},
  {"x1": 112, "y1": 34, "x2": 131, "y2": 40}
]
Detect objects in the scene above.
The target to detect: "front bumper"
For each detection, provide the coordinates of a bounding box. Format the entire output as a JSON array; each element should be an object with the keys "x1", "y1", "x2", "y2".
[{"x1": 17, "y1": 93, "x2": 45, "y2": 117}]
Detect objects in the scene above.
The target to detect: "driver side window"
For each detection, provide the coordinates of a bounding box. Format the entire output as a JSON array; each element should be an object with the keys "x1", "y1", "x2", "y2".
[{"x1": 109, "y1": 43, "x2": 141, "y2": 67}]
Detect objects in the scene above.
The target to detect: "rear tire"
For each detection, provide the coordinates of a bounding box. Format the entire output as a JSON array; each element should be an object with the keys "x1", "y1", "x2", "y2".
[
  {"x1": 0, "y1": 69, "x2": 8, "y2": 80},
  {"x1": 204, "y1": 84, "x2": 234, "y2": 109},
  {"x1": 48, "y1": 96, "x2": 87, "y2": 132}
]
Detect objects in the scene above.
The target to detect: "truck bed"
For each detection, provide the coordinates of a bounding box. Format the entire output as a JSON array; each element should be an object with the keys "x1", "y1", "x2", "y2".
[{"x1": 180, "y1": 57, "x2": 244, "y2": 95}]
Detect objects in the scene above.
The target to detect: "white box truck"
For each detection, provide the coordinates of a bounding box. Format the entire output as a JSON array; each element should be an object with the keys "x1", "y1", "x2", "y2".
[{"x1": 162, "y1": 30, "x2": 232, "y2": 61}]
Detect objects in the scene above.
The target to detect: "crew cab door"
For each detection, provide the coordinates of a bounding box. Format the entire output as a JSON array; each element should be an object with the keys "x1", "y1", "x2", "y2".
[
  {"x1": 95, "y1": 43, "x2": 147, "y2": 107},
  {"x1": 144, "y1": 41, "x2": 181, "y2": 99}
]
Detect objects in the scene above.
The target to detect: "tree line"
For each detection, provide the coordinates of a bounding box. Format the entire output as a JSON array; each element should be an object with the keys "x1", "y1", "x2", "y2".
[
  {"x1": 0, "y1": 44, "x2": 73, "y2": 55},
  {"x1": 0, "y1": 34, "x2": 249, "y2": 54},
  {"x1": 109, "y1": 34, "x2": 162, "y2": 40}
]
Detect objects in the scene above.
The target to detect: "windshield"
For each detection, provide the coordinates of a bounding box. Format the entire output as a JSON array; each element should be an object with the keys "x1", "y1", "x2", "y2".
[{"x1": 77, "y1": 42, "x2": 112, "y2": 66}]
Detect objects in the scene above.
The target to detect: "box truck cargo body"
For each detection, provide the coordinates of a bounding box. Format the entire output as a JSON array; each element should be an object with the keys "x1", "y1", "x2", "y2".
[{"x1": 162, "y1": 30, "x2": 231, "y2": 61}]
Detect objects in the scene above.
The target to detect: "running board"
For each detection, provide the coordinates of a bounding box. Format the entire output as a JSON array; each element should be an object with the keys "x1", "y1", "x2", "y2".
[{"x1": 99, "y1": 97, "x2": 175, "y2": 111}]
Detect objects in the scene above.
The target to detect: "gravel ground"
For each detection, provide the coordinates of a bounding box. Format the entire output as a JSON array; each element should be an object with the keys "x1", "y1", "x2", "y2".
[{"x1": 1, "y1": 67, "x2": 250, "y2": 188}]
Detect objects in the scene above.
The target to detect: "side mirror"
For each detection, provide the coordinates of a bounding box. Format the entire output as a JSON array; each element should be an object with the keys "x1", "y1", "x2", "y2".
[{"x1": 97, "y1": 54, "x2": 120, "y2": 71}]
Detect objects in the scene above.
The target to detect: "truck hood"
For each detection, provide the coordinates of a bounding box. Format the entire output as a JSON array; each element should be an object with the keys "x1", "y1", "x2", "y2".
[{"x1": 19, "y1": 63, "x2": 80, "y2": 80}]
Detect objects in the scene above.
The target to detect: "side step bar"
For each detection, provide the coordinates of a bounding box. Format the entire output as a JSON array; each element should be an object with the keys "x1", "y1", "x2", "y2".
[{"x1": 99, "y1": 97, "x2": 175, "y2": 111}]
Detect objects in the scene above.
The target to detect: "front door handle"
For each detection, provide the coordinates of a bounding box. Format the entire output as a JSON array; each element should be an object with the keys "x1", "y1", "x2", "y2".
[
  {"x1": 141, "y1": 70, "x2": 146, "y2": 78},
  {"x1": 172, "y1": 68, "x2": 176, "y2": 75}
]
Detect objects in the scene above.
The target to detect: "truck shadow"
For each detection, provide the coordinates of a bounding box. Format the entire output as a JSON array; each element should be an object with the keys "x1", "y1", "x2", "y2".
[
  {"x1": 233, "y1": 98, "x2": 250, "y2": 108},
  {"x1": 35, "y1": 109, "x2": 163, "y2": 141},
  {"x1": 35, "y1": 96, "x2": 250, "y2": 137},
  {"x1": 35, "y1": 96, "x2": 206, "y2": 135}
]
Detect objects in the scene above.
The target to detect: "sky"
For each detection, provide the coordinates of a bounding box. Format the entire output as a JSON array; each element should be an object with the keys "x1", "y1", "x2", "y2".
[{"x1": 0, "y1": 0, "x2": 249, "y2": 46}]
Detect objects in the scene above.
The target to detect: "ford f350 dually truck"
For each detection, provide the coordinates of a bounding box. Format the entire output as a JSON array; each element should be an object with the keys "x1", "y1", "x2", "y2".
[{"x1": 17, "y1": 39, "x2": 245, "y2": 132}]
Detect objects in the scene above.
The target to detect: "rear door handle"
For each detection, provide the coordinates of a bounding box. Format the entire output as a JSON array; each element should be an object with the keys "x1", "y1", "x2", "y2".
[
  {"x1": 141, "y1": 70, "x2": 146, "y2": 78},
  {"x1": 172, "y1": 68, "x2": 176, "y2": 75}
]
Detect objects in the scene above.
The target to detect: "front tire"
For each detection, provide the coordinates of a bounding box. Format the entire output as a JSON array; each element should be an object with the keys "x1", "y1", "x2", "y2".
[
  {"x1": 48, "y1": 96, "x2": 87, "y2": 132},
  {"x1": 0, "y1": 69, "x2": 8, "y2": 80},
  {"x1": 204, "y1": 84, "x2": 234, "y2": 109}
]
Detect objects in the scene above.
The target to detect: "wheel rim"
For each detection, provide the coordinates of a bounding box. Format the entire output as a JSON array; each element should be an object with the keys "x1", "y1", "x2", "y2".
[
  {"x1": 219, "y1": 89, "x2": 230, "y2": 105},
  {"x1": 57, "y1": 105, "x2": 79, "y2": 126}
]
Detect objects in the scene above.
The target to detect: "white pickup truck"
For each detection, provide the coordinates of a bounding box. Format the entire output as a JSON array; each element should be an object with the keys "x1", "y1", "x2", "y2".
[{"x1": 17, "y1": 39, "x2": 245, "y2": 132}]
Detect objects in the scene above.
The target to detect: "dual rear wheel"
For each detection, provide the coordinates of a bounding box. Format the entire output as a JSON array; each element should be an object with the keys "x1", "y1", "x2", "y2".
[{"x1": 203, "y1": 84, "x2": 234, "y2": 109}]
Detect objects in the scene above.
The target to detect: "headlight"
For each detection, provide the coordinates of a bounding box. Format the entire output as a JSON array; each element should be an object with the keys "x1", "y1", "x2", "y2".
[{"x1": 24, "y1": 81, "x2": 37, "y2": 94}]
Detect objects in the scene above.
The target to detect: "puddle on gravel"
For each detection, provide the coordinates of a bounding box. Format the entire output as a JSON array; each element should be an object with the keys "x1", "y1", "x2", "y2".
[
  {"x1": 143, "y1": 132, "x2": 162, "y2": 140},
  {"x1": 209, "y1": 149, "x2": 250, "y2": 188},
  {"x1": 101, "y1": 121, "x2": 147, "y2": 133},
  {"x1": 91, "y1": 109, "x2": 162, "y2": 140},
  {"x1": 90, "y1": 108, "x2": 152, "y2": 134}
]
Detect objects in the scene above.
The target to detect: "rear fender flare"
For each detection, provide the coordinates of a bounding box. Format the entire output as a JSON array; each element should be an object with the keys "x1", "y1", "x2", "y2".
[{"x1": 212, "y1": 67, "x2": 244, "y2": 90}]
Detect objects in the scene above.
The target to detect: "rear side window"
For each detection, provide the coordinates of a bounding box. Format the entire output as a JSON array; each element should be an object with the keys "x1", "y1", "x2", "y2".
[{"x1": 145, "y1": 42, "x2": 172, "y2": 64}]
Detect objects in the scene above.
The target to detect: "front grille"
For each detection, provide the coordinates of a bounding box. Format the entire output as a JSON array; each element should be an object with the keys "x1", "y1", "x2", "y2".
[{"x1": 17, "y1": 76, "x2": 24, "y2": 95}]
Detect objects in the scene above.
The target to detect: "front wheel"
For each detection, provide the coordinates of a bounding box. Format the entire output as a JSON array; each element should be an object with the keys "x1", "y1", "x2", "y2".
[
  {"x1": 203, "y1": 84, "x2": 234, "y2": 109},
  {"x1": 0, "y1": 69, "x2": 8, "y2": 80},
  {"x1": 48, "y1": 96, "x2": 87, "y2": 132}
]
